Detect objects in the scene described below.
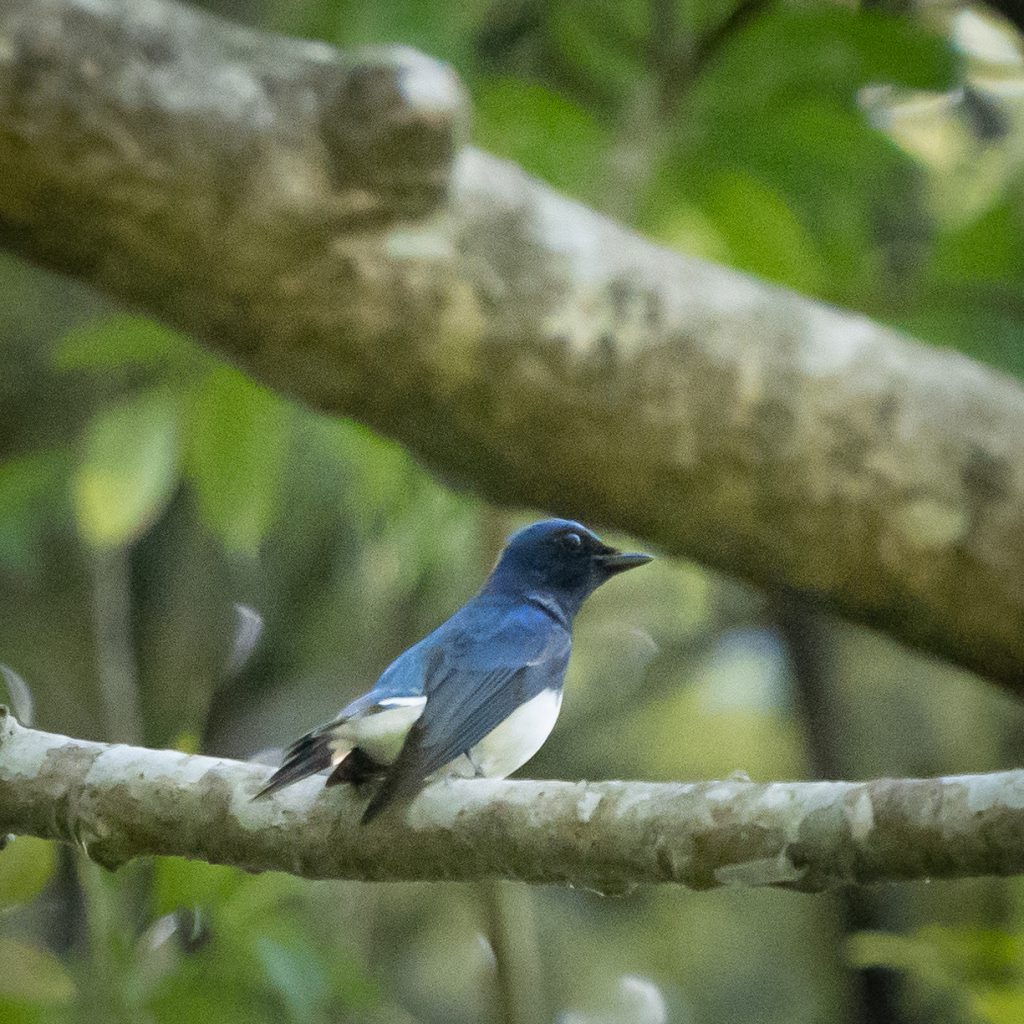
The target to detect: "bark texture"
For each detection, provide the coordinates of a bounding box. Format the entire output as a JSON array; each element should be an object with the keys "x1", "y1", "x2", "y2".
[
  {"x1": 2, "y1": 0, "x2": 1024, "y2": 688},
  {"x1": 4, "y1": 708, "x2": 1024, "y2": 891}
]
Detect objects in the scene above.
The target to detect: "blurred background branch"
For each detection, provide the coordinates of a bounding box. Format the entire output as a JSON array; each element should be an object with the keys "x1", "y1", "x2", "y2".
[{"x1": 3, "y1": 0, "x2": 1024, "y2": 696}]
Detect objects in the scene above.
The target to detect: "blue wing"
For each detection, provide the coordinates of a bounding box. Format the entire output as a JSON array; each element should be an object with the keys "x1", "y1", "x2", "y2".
[{"x1": 361, "y1": 598, "x2": 571, "y2": 822}]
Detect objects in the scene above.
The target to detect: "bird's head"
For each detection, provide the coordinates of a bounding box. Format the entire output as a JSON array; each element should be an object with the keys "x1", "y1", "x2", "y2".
[{"x1": 484, "y1": 519, "x2": 653, "y2": 618}]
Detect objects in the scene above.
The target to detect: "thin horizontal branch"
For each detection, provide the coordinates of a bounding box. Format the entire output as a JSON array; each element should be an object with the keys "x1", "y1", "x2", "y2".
[
  {"x1": 3, "y1": 707, "x2": 1024, "y2": 891},
  {"x1": 2, "y1": 0, "x2": 1024, "y2": 690}
]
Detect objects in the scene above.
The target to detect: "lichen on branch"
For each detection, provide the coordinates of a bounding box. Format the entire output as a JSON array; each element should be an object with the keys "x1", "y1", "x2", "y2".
[{"x1": 3, "y1": 709, "x2": 1024, "y2": 891}]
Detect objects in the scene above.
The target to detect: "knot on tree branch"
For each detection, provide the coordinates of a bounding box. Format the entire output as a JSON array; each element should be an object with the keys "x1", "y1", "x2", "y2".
[{"x1": 319, "y1": 48, "x2": 467, "y2": 220}]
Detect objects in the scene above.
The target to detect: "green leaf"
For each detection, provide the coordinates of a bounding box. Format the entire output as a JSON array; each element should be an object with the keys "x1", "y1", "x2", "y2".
[
  {"x1": 73, "y1": 387, "x2": 182, "y2": 548},
  {"x1": 0, "y1": 837, "x2": 56, "y2": 908},
  {"x1": 974, "y1": 986, "x2": 1024, "y2": 1024},
  {"x1": 0, "y1": 450, "x2": 68, "y2": 571},
  {"x1": 255, "y1": 937, "x2": 329, "y2": 1023},
  {"x1": 933, "y1": 201, "x2": 1023, "y2": 284},
  {"x1": 54, "y1": 315, "x2": 195, "y2": 372},
  {"x1": 0, "y1": 939, "x2": 75, "y2": 1004},
  {"x1": 187, "y1": 368, "x2": 291, "y2": 556},
  {"x1": 666, "y1": 6, "x2": 950, "y2": 303},
  {"x1": 288, "y1": 0, "x2": 489, "y2": 66},
  {"x1": 698, "y1": 8, "x2": 957, "y2": 118},
  {"x1": 701, "y1": 171, "x2": 825, "y2": 294},
  {"x1": 0, "y1": 999, "x2": 45, "y2": 1024},
  {"x1": 474, "y1": 78, "x2": 609, "y2": 199},
  {"x1": 548, "y1": 0, "x2": 646, "y2": 108},
  {"x1": 152, "y1": 857, "x2": 246, "y2": 920},
  {"x1": 894, "y1": 299, "x2": 1024, "y2": 381}
]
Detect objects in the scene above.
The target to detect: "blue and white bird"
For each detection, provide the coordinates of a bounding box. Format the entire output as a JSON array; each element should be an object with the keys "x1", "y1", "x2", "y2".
[{"x1": 254, "y1": 518, "x2": 652, "y2": 823}]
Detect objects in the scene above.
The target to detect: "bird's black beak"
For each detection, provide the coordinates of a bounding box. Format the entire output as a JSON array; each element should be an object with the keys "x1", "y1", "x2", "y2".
[{"x1": 594, "y1": 549, "x2": 654, "y2": 574}]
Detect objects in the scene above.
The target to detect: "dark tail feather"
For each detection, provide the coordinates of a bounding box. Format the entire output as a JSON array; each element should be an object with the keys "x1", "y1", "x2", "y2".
[
  {"x1": 253, "y1": 731, "x2": 333, "y2": 799},
  {"x1": 359, "y1": 725, "x2": 427, "y2": 824},
  {"x1": 325, "y1": 748, "x2": 385, "y2": 788},
  {"x1": 359, "y1": 777, "x2": 403, "y2": 825},
  {"x1": 361, "y1": 771, "x2": 424, "y2": 824}
]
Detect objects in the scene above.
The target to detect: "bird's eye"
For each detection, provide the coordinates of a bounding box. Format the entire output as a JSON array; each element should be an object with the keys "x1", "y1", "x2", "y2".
[{"x1": 561, "y1": 531, "x2": 583, "y2": 549}]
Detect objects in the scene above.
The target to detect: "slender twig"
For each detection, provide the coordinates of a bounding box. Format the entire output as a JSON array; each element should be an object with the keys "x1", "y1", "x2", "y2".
[
  {"x1": 773, "y1": 593, "x2": 908, "y2": 1024},
  {"x1": 90, "y1": 547, "x2": 143, "y2": 746},
  {"x1": 479, "y1": 880, "x2": 546, "y2": 1024}
]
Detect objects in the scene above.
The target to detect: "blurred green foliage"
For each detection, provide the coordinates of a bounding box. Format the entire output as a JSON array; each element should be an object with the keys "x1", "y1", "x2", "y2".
[
  {"x1": 0, "y1": 838, "x2": 56, "y2": 910},
  {"x1": 851, "y1": 925, "x2": 1024, "y2": 1023},
  {"x1": 3, "y1": 0, "x2": 1024, "y2": 1022}
]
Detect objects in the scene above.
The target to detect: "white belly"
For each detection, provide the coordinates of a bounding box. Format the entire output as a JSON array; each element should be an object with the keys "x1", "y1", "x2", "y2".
[{"x1": 446, "y1": 688, "x2": 563, "y2": 780}]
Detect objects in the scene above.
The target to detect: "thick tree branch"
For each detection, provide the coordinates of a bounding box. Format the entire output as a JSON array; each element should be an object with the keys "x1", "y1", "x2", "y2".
[
  {"x1": 3, "y1": 707, "x2": 1024, "y2": 891},
  {"x1": 2, "y1": 0, "x2": 1024, "y2": 690}
]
